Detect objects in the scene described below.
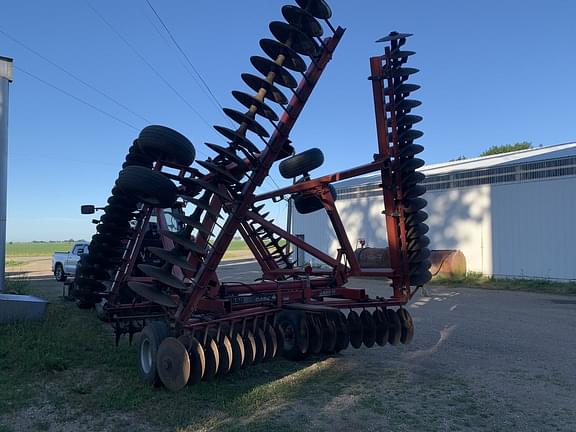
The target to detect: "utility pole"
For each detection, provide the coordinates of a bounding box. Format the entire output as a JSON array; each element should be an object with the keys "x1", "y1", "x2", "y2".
[{"x1": 0, "y1": 56, "x2": 13, "y2": 292}]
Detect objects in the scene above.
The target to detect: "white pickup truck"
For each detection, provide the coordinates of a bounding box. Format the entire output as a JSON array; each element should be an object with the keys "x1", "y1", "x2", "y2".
[{"x1": 52, "y1": 241, "x2": 89, "y2": 281}]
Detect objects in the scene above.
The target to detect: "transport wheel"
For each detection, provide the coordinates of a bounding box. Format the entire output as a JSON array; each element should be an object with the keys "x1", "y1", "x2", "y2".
[
  {"x1": 294, "y1": 184, "x2": 337, "y2": 215},
  {"x1": 116, "y1": 166, "x2": 177, "y2": 208},
  {"x1": 156, "y1": 337, "x2": 190, "y2": 391},
  {"x1": 138, "y1": 125, "x2": 196, "y2": 166},
  {"x1": 178, "y1": 334, "x2": 205, "y2": 385},
  {"x1": 321, "y1": 317, "x2": 337, "y2": 354},
  {"x1": 334, "y1": 312, "x2": 350, "y2": 352},
  {"x1": 137, "y1": 321, "x2": 171, "y2": 386},
  {"x1": 360, "y1": 310, "x2": 376, "y2": 348},
  {"x1": 347, "y1": 311, "x2": 363, "y2": 349},
  {"x1": 386, "y1": 309, "x2": 402, "y2": 346},
  {"x1": 279, "y1": 148, "x2": 324, "y2": 178},
  {"x1": 242, "y1": 330, "x2": 257, "y2": 367},
  {"x1": 253, "y1": 327, "x2": 268, "y2": 364},
  {"x1": 263, "y1": 324, "x2": 278, "y2": 361},
  {"x1": 202, "y1": 335, "x2": 220, "y2": 381},
  {"x1": 397, "y1": 308, "x2": 415, "y2": 344},
  {"x1": 54, "y1": 264, "x2": 66, "y2": 282},
  {"x1": 277, "y1": 311, "x2": 309, "y2": 360},
  {"x1": 217, "y1": 334, "x2": 234, "y2": 376},
  {"x1": 307, "y1": 315, "x2": 324, "y2": 355},
  {"x1": 373, "y1": 309, "x2": 389, "y2": 347},
  {"x1": 230, "y1": 332, "x2": 246, "y2": 372}
]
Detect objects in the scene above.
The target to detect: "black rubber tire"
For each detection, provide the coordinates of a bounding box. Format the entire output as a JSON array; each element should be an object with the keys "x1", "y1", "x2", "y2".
[
  {"x1": 137, "y1": 321, "x2": 171, "y2": 386},
  {"x1": 279, "y1": 148, "x2": 324, "y2": 179},
  {"x1": 116, "y1": 166, "x2": 177, "y2": 208},
  {"x1": 277, "y1": 311, "x2": 309, "y2": 361},
  {"x1": 54, "y1": 263, "x2": 66, "y2": 282},
  {"x1": 294, "y1": 184, "x2": 337, "y2": 215},
  {"x1": 138, "y1": 125, "x2": 196, "y2": 166}
]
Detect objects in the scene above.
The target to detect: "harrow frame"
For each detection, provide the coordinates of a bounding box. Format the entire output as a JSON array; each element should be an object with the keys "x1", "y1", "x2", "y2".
[{"x1": 73, "y1": 0, "x2": 430, "y2": 389}]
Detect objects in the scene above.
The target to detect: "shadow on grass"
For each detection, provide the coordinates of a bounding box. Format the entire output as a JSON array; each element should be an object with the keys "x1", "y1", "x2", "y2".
[{"x1": 0, "y1": 285, "x2": 341, "y2": 431}]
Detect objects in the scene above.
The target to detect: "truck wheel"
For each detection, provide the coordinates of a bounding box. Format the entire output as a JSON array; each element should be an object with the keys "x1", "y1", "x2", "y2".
[
  {"x1": 54, "y1": 263, "x2": 67, "y2": 282},
  {"x1": 294, "y1": 184, "x2": 337, "y2": 215},
  {"x1": 279, "y1": 148, "x2": 324, "y2": 179},
  {"x1": 138, "y1": 125, "x2": 196, "y2": 166},
  {"x1": 116, "y1": 166, "x2": 177, "y2": 208},
  {"x1": 137, "y1": 321, "x2": 171, "y2": 386}
]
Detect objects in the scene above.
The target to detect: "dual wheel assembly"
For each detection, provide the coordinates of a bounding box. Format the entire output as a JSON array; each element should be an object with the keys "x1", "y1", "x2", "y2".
[{"x1": 137, "y1": 307, "x2": 414, "y2": 391}]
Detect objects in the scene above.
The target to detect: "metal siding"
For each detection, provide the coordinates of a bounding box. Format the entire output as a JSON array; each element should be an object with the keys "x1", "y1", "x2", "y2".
[{"x1": 490, "y1": 177, "x2": 576, "y2": 279}]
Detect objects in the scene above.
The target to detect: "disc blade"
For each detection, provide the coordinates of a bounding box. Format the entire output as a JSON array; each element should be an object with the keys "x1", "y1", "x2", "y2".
[
  {"x1": 403, "y1": 184, "x2": 427, "y2": 199},
  {"x1": 241, "y1": 73, "x2": 288, "y2": 104},
  {"x1": 399, "y1": 143, "x2": 425, "y2": 159},
  {"x1": 160, "y1": 230, "x2": 208, "y2": 257},
  {"x1": 259, "y1": 38, "x2": 307, "y2": 72},
  {"x1": 137, "y1": 264, "x2": 188, "y2": 291},
  {"x1": 156, "y1": 337, "x2": 191, "y2": 391},
  {"x1": 376, "y1": 32, "x2": 413, "y2": 43},
  {"x1": 295, "y1": 0, "x2": 332, "y2": 19},
  {"x1": 214, "y1": 125, "x2": 261, "y2": 153},
  {"x1": 128, "y1": 281, "x2": 177, "y2": 307},
  {"x1": 169, "y1": 213, "x2": 212, "y2": 237},
  {"x1": 249, "y1": 56, "x2": 298, "y2": 89},
  {"x1": 269, "y1": 21, "x2": 320, "y2": 57},
  {"x1": 232, "y1": 91, "x2": 279, "y2": 121},
  {"x1": 222, "y1": 108, "x2": 270, "y2": 137},
  {"x1": 282, "y1": 5, "x2": 323, "y2": 37},
  {"x1": 147, "y1": 247, "x2": 198, "y2": 272},
  {"x1": 205, "y1": 142, "x2": 246, "y2": 166},
  {"x1": 196, "y1": 160, "x2": 242, "y2": 183},
  {"x1": 403, "y1": 197, "x2": 427, "y2": 213}
]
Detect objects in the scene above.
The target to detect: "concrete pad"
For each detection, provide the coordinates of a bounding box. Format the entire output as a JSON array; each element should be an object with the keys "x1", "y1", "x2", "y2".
[{"x1": 0, "y1": 293, "x2": 48, "y2": 323}]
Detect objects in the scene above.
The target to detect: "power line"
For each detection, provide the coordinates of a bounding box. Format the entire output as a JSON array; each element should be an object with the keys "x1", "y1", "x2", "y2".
[
  {"x1": 144, "y1": 0, "x2": 226, "y2": 115},
  {"x1": 87, "y1": 2, "x2": 214, "y2": 134},
  {"x1": 0, "y1": 28, "x2": 151, "y2": 125},
  {"x1": 15, "y1": 66, "x2": 139, "y2": 130}
]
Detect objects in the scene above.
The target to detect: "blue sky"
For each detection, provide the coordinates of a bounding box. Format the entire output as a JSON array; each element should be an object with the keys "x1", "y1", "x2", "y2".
[{"x1": 2, "y1": 0, "x2": 575, "y2": 241}]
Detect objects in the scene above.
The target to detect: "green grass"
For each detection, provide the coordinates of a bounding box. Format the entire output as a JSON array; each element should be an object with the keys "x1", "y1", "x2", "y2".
[
  {"x1": 432, "y1": 272, "x2": 576, "y2": 295},
  {"x1": 2, "y1": 278, "x2": 30, "y2": 295},
  {"x1": 1, "y1": 280, "x2": 574, "y2": 431},
  {"x1": 4, "y1": 260, "x2": 23, "y2": 267},
  {"x1": 6, "y1": 242, "x2": 75, "y2": 257}
]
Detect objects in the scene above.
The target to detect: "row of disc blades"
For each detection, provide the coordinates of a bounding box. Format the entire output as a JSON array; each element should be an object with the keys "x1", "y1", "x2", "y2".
[
  {"x1": 250, "y1": 204, "x2": 295, "y2": 270},
  {"x1": 74, "y1": 141, "x2": 155, "y2": 306},
  {"x1": 156, "y1": 306, "x2": 412, "y2": 391},
  {"x1": 382, "y1": 32, "x2": 432, "y2": 286},
  {"x1": 196, "y1": 0, "x2": 336, "y2": 201}
]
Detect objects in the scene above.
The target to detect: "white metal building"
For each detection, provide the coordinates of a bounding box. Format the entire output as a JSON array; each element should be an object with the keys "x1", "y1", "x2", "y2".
[{"x1": 291, "y1": 143, "x2": 576, "y2": 280}]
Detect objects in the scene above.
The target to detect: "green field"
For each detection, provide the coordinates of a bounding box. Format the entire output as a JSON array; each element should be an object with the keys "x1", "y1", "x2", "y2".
[
  {"x1": 6, "y1": 242, "x2": 75, "y2": 257},
  {"x1": 5, "y1": 239, "x2": 250, "y2": 258}
]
